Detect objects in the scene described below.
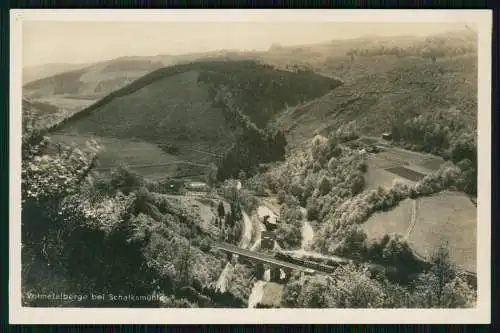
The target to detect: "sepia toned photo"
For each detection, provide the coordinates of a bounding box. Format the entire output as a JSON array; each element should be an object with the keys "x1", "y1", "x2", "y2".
[{"x1": 10, "y1": 10, "x2": 491, "y2": 324}]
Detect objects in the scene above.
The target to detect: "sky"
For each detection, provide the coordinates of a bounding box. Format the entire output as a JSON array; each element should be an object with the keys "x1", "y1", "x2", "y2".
[{"x1": 22, "y1": 21, "x2": 468, "y2": 68}]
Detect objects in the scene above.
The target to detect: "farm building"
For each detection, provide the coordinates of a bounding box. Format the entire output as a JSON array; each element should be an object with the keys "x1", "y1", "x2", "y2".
[
  {"x1": 154, "y1": 178, "x2": 185, "y2": 194},
  {"x1": 262, "y1": 215, "x2": 278, "y2": 231},
  {"x1": 381, "y1": 132, "x2": 392, "y2": 140},
  {"x1": 261, "y1": 231, "x2": 276, "y2": 250},
  {"x1": 184, "y1": 181, "x2": 212, "y2": 197},
  {"x1": 185, "y1": 181, "x2": 210, "y2": 192}
]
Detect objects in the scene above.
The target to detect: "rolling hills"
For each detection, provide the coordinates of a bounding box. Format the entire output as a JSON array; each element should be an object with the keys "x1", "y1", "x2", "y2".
[
  {"x1": 21, "y1": 50, "x2": 272, "y2": 137},
  {"x1": 253, "y1": 30, "x2": 478, "y2": 275},
  {"x1": 275, "y1": 53, "x2": 477, "y2": 148},
  {"x1": 23, "y1": 62, "x2": 90, "y2": 85},
  {"x1": 266, "y1": 30, "x2": 477, "y2": 150},
  {"x1": 22, "y1": 50, "x2": 255, "y2": 104},
  {"x1": 23, "y1": 56, "x2": 169, "y2": 101},
  {"x1": 22, "y1": 29, "x2": 479, "y2": 306},
  {"x1": 49, "y1": 59, "x2": 342, "y2": 179}
]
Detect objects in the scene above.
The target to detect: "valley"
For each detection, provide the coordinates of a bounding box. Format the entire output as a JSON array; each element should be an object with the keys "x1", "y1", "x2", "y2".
[{"x1": 21, "y1": 27, "x2": 479, "y2": 309}]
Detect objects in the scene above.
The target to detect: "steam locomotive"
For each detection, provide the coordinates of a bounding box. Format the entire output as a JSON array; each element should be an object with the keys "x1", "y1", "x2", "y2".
[{"x1": 274, "y1": 252, "x2": 345, "y2": 274}]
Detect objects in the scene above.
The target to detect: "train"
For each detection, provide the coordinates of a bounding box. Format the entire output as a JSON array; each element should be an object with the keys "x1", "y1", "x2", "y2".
[
  {"x1": 274, "y1": 252, "x2": 401, "y2": 277},
  {"x1": 274, "y1": 252, "x2": 346, "y2": 274}
]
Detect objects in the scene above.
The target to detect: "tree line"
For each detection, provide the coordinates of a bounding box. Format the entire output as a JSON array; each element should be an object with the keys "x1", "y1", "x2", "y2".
[
  {"x1": 282, "y1": 242, "x2": 475, "y2": 308},
  {"x1": 346, "y1": 34, "x2": 476, "y2": 63}
]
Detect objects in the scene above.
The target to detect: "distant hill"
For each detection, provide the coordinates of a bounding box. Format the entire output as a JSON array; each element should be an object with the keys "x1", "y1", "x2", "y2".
[
  {"x1": 272, "y1": 31, "x2": 477, "y2": 150},
  {"x1": 21, "y1": 51, "x2": 256, "y2": 125},
  {"x1": 23, "y1": 62, "x2": 90, "y2": 85},
  {"x1": 32, "y1": 30, "x2": 476, "y2": 180},
  {"x1": 23, "y1": 56, "x2": 170, "y2": 101},
  {"x1": 49, "y1": 59, "x2": 342, "y2": 179},
  {"x1": 22, "y1": 50, "x2": 253, "y2": 102}
]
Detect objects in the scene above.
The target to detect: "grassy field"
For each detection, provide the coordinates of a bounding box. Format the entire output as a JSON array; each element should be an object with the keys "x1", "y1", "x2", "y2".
[
  {"x1": 36, "y1": 96, "x2": 97, "y2": 113},
  {"x1": 50, "y1": 132, "x2": 187, "y2": 179},
  {"x1": 49, "y1": 69, "x2": 235, "y2": 177},
  {"x1": 361, "y1": 198, "x2": 415, "y2": 243},
  {"x1": 361, "y1": 191, "x2": 476, "y2": 273},
  {"x1": 386, "y1": 166, "x2": 426, "y2": 182},
  {"x1": 164, "y1": 195, "x2": 221, "y2": 234},
  {"x1": 409, "y1": 191, "x2": 476, "y2": 273},
  {"x1": 364, "y1": 145, "x2": 444, "y2": 190},
  {"x1": 359, "y1": 143, "x2": 476, "y2": 272}
]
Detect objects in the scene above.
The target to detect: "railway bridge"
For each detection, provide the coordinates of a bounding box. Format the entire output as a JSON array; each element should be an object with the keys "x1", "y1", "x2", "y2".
[{"x1": 213, "y1": 242, "x2": 315, "y2": 282}]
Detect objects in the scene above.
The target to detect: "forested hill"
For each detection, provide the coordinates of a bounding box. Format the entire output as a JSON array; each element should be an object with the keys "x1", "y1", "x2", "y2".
[
  {"x1": 273, "y1": 31, "x2": 477, "y2": 175},
  {"x1": 49, "y1": 59, "x2": 342, "y2": 180}
]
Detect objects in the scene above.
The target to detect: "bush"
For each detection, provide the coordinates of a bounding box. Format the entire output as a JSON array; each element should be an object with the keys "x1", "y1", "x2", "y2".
[
  {"x1": 317, "y1": 176, "x2": 332, "y2": 195},
  {"x1": 277, "y1": 190, "x2": 287, "y2": 204}
]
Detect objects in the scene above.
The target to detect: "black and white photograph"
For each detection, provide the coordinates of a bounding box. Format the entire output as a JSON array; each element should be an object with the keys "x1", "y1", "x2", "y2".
[{"x1": 9, "y1": 9, "x2": 491, "y2": 324}]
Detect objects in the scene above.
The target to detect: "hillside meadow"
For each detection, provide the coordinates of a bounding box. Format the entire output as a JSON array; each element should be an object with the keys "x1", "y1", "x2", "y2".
[{"x1": 409, "y1": 191, "x2": 476, "y2": 273}]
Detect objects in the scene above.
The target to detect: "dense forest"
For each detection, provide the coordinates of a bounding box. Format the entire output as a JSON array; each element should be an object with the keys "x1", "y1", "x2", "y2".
[
  {"x1": 197, "y1": 61, "x2": 341, "y2": 128},
  {"x1": 216, "y1": 127, "x2": 287, "y2": 181}
]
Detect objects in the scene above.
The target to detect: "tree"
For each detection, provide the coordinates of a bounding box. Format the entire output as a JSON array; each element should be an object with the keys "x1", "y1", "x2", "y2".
[
  {"x1": 451, "y1": 134, "x2": 477, "y2": 165},
  {"x1": 238, "y1": 169, "x2": 247, "y2": 182},
  {"x1": 277, "y1": 190, "x2": 287, "y2": 204},
  {"x1": 275, "y1": 222, "x2": 302, "y2": 250},
  {"x1": 291, "y1": 264, "x2": 387, "y2": 308},
  {"x1": 206, "y1": 163, "x2": 218, "y2": 186},
  {"x1": 109, "y1": 164, "x2": 144, "y2": 195},
  {"x1": 272, "y1": 130, "x2": 287, "y2": 160},
  {"x1": 334, "y1": 225, "x2": 367, "y2": 260},
  {"x1": 317, "y1": 175, "x2": 332, "y2": 195},
  {"x1": 428, "y1": 242, "x2": 456, "y2": 298},
  {"x1": 298, "y1": 276, "x2": 333, "y2": 308},
  {"x1": 330, "y1": 264, "x2": 385, "y2": 308},
  {"x1": 282, "y1": 275, "x2": 303, "y2": 307},
  {"x1": 380, "y1": 279, "x2": 412, "y2": 308},
  {"x1": 217, "y1": 202, "x2": 225, "y2": 218},
  {"x1": 380, "y1": 234, "x2": 414, "y2": 266},
  {"x1": 174, "y1": 244, "x2": 194, "y2": 287},
  {"x1": 411, "y1": 242, "x2": 469, "y2": 308},
  {"x1": 441, "y1": 274, "x2": 476, "y2": 308},
  {"x1": 305, "y1": 198, "x2": 319, "y2": 221},
  {"x1": 311, "y1": 135, "x2": 328, "y2": 161}
]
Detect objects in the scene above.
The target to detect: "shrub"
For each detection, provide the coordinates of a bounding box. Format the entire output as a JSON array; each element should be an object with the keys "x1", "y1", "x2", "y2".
[{"x1": 277, "y1": 190, "x2": 287, "y2": 204}]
